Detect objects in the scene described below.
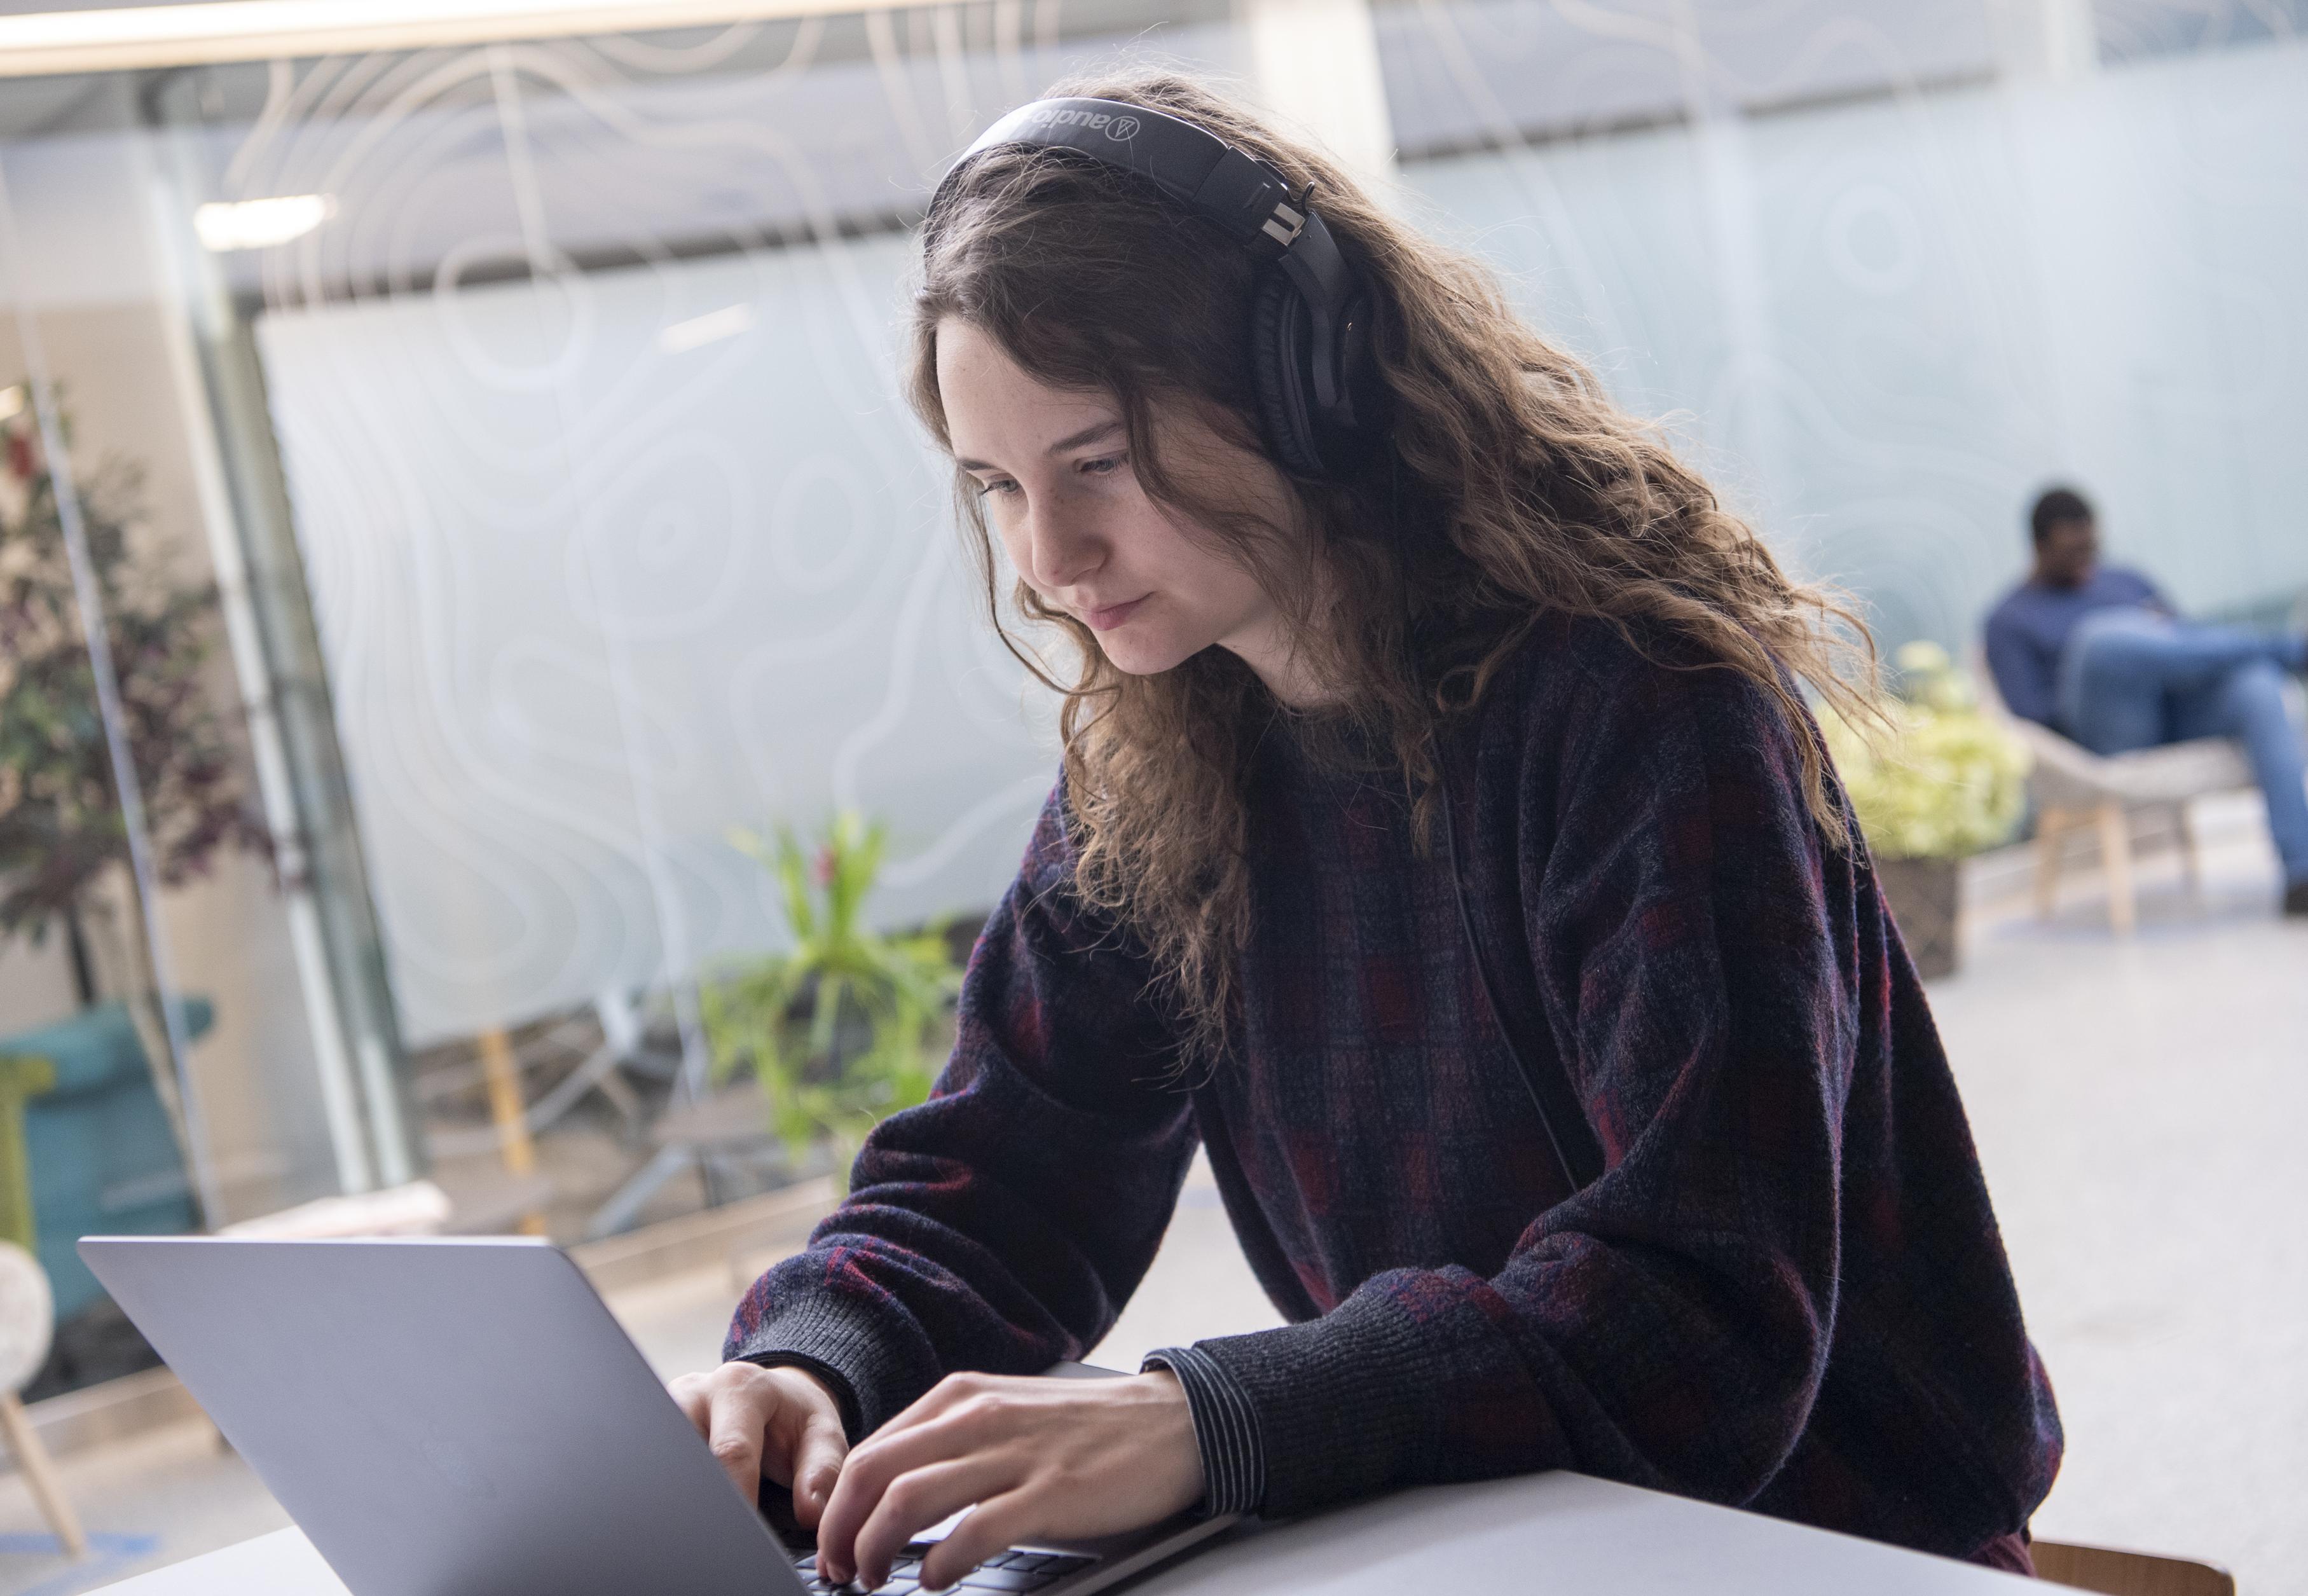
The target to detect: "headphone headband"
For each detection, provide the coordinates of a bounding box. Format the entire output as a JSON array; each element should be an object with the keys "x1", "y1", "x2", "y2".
[
  {"x1": 947, "y1": 98, "x2": 1312, "y2": 258},
  {"x1": 931, "y1": 95, "x2": 1384, "y2": 479}
]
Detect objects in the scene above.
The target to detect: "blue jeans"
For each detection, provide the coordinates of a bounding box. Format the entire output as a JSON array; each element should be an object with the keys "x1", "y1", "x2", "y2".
[{"x1": 2057, "y1": 609, "x2": 2308, "y2": 886}]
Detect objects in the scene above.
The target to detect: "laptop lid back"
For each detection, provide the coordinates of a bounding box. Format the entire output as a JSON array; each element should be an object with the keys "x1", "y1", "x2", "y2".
[{"x1": 81, "y1": 1235, "x2": 795, "y2": 1596}]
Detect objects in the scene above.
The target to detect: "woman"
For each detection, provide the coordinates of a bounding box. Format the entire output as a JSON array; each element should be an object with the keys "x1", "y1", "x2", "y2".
[{"x1": 674, "y1": 69, "x2": 2061, "y2": 1587}]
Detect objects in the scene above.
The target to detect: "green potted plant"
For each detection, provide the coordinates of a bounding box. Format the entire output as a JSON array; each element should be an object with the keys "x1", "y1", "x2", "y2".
[
  {"x1": 1820, "y1": 642, "x2": 2030, "y2": 979},
  {"x1": 698, "y1": 813, "x2": 963, "y2": 1187},
  {"x1": 0, "y1": 385, "x2": 269, "y2": 1182}
]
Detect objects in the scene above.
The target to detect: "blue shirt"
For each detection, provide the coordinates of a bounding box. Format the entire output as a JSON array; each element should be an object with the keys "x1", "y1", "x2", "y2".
[{"x1": 1984, "y1": 566, "x2": 2170, "y2": 727}]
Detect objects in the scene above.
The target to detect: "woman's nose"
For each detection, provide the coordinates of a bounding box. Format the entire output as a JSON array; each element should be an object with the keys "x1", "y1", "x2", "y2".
[{"x1": 1025, "y1": 506, "x2": 1104, "y2": 593}]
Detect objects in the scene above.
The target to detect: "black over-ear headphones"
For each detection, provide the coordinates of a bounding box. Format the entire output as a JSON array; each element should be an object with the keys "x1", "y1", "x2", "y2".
[{"x1": 931, "y1": 97, "x2": 1387, "y2": 481}]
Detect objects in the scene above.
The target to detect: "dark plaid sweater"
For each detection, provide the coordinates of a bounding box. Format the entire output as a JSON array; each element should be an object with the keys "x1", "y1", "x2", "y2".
[{"x1": 727, "y1": 616, "x2": 2063, "y2": 1565}]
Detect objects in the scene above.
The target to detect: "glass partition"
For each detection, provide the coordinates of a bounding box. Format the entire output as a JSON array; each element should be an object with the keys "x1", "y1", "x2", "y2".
[{"x1": 1377, "y1": 0, "x2": 2308, "y2": 652}]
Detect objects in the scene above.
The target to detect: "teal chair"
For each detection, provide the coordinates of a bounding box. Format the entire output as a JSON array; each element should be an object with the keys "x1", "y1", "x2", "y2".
[{"x1": 0, "y1": 999, "x2": 211, "y2": 1323}]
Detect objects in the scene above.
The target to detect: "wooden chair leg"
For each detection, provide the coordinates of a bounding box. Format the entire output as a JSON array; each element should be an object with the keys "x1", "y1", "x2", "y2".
[
  {"x1": 476, "y1": 1028, "x2": 547, "y2": 1237},
  {"x1": 2035, "y1": 808, "x2": 2071, "y2": 919},
  {"x1": 0, "y1": 1389, "x2": 87, "y2": 1560},
  {"x1": 2096, "y1": 801, "x2": 2137, "y2": 935},
  {"x1": 2173, "y1": 801, "x2": 2201, "y2": 902}
]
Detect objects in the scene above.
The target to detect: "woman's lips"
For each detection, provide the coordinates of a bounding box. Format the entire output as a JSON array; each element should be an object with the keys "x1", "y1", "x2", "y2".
[{"x1": 1084, "y1": 595, "x2": 1150, "y2": 631}]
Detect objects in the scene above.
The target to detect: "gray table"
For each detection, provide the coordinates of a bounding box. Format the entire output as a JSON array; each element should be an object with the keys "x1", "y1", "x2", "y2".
[{"x1": 96, "y1": 1471, "x2": 2033, "y2": 1595}]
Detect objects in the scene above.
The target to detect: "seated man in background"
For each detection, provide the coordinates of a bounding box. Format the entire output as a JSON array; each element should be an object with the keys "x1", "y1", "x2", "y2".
[{"x1": 1984, "y1": 485, "x2": 2308, "y2": 917}]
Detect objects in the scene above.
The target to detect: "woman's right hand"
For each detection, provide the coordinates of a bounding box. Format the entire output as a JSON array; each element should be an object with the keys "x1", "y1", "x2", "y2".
[{"x1": 671, "y1": 1360, "x2": 851, "y2": 1525}]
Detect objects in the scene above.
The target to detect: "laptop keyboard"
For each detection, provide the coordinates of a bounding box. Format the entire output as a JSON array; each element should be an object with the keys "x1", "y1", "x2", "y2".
[{"x1": 796, "y1": 1544, "x2": 1099, "y2": 1595}]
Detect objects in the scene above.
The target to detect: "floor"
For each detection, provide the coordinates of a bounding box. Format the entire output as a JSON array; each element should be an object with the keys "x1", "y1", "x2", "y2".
[
  {"x1": 1935, "y1": 798, "x2": 2308, "y2": 1589},
  {"x1": 0, "y1": 795, "x2": 2299, "y2": 1595}
]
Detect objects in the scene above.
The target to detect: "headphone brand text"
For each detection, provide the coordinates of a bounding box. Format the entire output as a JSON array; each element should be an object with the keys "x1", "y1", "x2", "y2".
[{"x1": 1026, "y1": 107, "x2": 1140, "y2": 141}]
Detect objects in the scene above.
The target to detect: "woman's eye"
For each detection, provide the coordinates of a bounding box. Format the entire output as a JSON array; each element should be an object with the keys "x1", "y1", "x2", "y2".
[
  {"x1": 977, "y1": 478, "x2": 1020, "y2": 499},
  {"x1": 1078, "y1": 455, "x2": 1125, "y2": 478}
]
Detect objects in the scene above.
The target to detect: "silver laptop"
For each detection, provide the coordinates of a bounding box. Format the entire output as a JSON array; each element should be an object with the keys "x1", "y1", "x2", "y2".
[{"x1": 81, "y1": 1235, "x2": 1239, "y2": 1596}]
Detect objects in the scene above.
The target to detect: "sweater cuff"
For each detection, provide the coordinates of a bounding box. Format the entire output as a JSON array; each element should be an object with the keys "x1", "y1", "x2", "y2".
[
  {"x1": 1188, "y1": 1277, "x2": 1574, "y2": 1518},
  {"x1": 1141, "y1": 1346, "x2": 1265, "y2": 1517},
  {"x1": 724, "y1": 1293, "x2": 920, "y2": 1440}
]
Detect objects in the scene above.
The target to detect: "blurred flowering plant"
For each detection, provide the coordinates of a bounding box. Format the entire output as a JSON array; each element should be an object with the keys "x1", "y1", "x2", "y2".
[
  {"x1": 698, "y1": 811, "x2": 961, "y2": 1180},
  {"x1": 1820, "y1": 641, "x2": 2031, "y2": 860}
]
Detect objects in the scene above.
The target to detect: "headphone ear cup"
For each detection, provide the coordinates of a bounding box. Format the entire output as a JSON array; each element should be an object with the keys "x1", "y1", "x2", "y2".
[
  {"x1": 1250, "y1": 270, "x2": 1328, "y2": 479},
  {"x1": 1334, "y1": 289, "x2": 1386, "y2": 441}
]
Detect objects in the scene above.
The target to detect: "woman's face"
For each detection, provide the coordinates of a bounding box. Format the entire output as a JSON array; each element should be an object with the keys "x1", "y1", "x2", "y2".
[{"x1": 935, "y1": 317, "x2": 1314, "y2": 696}]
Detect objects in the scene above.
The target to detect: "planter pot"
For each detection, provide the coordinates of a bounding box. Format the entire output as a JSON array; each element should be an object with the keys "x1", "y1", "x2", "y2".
[{"x1": 1874, "y1": 855, "x2": 1960, "y2": 980}]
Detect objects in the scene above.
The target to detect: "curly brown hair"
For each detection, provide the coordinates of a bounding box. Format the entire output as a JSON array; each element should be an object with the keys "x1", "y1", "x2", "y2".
[{"x1": 908, "y1": 69, "x2": 1874, "y2": 1063}]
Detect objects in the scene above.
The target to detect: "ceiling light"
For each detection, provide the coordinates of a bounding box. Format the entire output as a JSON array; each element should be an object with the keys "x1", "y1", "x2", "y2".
[
  {"x1": 656, "y1": 303, "x2": 757, "y2": 354},
  {"x1": 193, "y1": 193, "x2": 337, "y2": 252}
]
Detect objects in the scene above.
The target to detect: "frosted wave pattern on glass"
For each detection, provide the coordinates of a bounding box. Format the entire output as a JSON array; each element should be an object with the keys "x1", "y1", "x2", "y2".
[
  {"x1": 218, "y1": 20, "x2": 1245, "y2": 1049},
  {"x1": 1399, "y1": 38, "x2": 2308, "y2": 651},
  {"x1": 259, "y1": 238, "x2": 1056, "y2": 1047}
]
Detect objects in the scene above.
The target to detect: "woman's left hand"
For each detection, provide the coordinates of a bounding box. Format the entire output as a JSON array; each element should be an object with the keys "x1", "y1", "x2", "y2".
[{"x1": 813, "y1": 1369, "x2": 1204, "y2": 1592}]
